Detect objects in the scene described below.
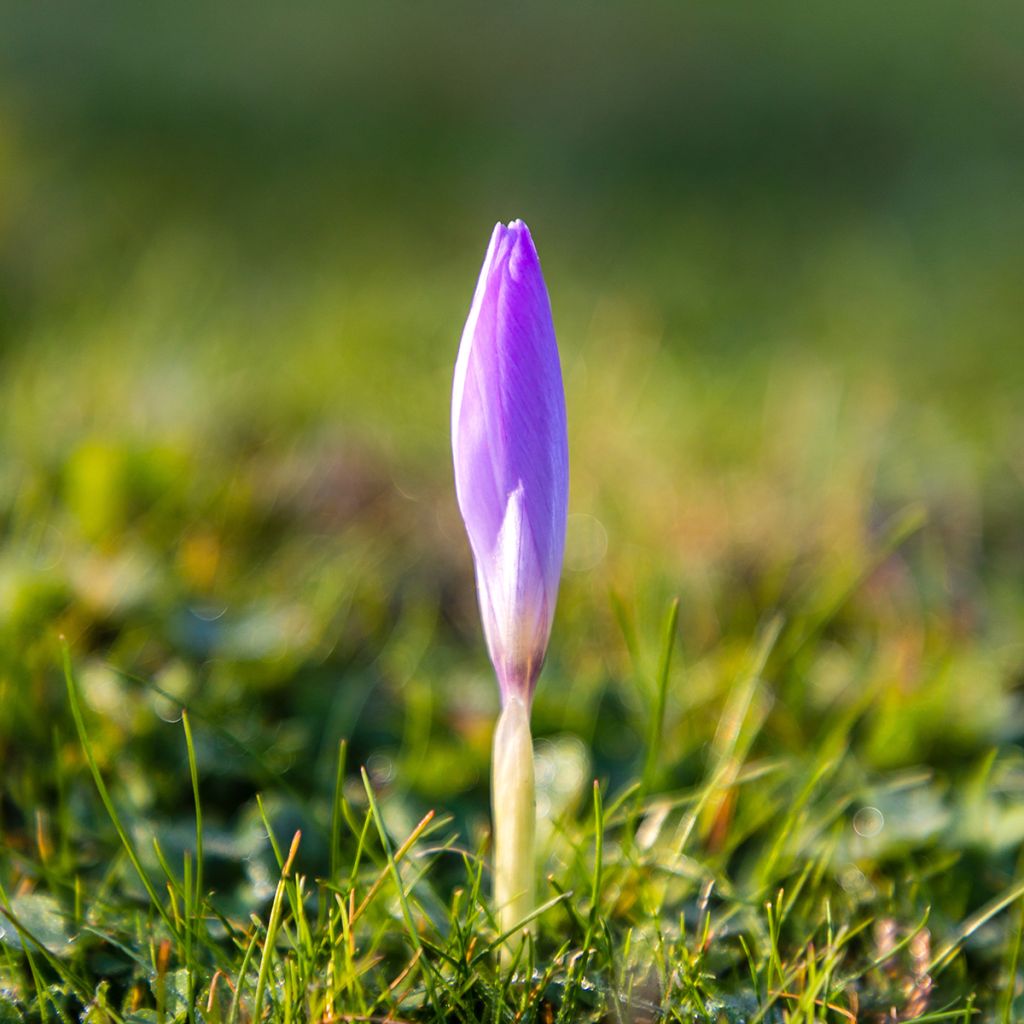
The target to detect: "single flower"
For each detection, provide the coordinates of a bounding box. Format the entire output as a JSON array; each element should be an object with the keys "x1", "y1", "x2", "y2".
[
  {"x1": 451, "y1": 219, "x2": 569, "y2": 708},
  {"x1": 451, "y1": 219, "x2": 568, "y2": 964}
]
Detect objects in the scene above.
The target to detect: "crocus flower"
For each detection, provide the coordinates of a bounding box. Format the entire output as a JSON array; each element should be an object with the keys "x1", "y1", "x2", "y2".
[
  {"x1": 452, "y1": 219, "x2": 568, "y2": 705},
  {"x1": 451, "y1": 219, "x2": 568, "y2": 961}
]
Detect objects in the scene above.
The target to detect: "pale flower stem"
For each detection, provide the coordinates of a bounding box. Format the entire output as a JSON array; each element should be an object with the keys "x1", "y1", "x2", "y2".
[{"x1": 491, "y1": 695, "x2": 536, "y2": 968}]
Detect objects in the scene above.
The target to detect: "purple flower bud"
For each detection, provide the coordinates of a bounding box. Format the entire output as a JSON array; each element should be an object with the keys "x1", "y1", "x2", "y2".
[{"x1": 452, "y1": 220, "x2": 569, "y2": 706}]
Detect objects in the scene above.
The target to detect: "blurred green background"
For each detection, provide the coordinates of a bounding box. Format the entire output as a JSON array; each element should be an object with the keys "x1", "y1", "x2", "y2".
[{"x1": 1, "y1": 0, "x2": 1024, "y2": 1005}]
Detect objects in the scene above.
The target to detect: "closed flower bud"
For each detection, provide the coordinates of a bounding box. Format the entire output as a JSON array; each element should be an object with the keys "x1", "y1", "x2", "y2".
[
  {"x1": 451, "y1": 220, "x2": 569, "y2": 708},
  {"x1": 452, "y1": 220, "x2": 568, "y2": 965}
]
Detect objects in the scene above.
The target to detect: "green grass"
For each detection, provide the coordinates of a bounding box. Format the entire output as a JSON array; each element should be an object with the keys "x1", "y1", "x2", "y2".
[
  {"x1": 2, "y1": 4, "x2": 1024, "y2": 1020},
  {"x1": 2, "y1": 432, "x2": 1021, "y2": 1022},
  {"x1": 25, "y1": 625, "x2": 1008, "y2": 1023}
]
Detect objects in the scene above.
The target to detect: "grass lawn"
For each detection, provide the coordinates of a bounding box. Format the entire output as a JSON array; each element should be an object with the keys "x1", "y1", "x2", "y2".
[{"x1": 1, "y1": 5, "x2": 1024, "y2": 1021}]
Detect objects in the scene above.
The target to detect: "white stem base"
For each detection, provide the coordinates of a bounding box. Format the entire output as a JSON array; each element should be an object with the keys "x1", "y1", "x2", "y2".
[{"x1": 491, "y1": 695, "x2": 535, "y2": 967}]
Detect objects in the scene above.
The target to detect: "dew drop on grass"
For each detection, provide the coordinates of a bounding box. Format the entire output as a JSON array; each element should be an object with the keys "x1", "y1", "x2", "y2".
[
  {"x1": 853, "y1": 805, "x2": 884, "y2": 838},
  {"x1": 367, "y1": 751, "x2": 395, "y2": 786}
]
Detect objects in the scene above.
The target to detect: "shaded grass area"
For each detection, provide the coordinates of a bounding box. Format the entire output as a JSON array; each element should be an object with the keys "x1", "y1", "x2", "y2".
[{"x1": 2, "y1": 4, "x2": 1024, "y2": 1020}]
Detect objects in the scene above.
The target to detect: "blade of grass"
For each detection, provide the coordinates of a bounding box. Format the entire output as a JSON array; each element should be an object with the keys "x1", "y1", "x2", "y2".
[
  {"x1": 1000, "y1": 888, "x2": 1024, "y2": 1023},
  {"x1": 252, "y1": 830, "x2": 301, "y2": 1024},
  {"x1": 226, "y1": 921, "x2": 263, "y2": 1024},
  {"x1": 642, "y1": 597, "x2": 680, "y2": 794},
  {"x1": 360, "y1": 769, "x2": 442, "y2": 1013},
  {"x1": 931, "y1": 876, "x2": 1024, "y2": 975},
  {"x1": 61, "y1": 640, "x2": 177, "y2": 940},
  {"x1": 674, "y1": 615, "x2": 783, "y2": 856},
  {"x1": 330, "y1": 738, "x2": 348, "y2": 884},
  {"x1": 182, "y1": 710, "x2": 204, "y2": 909}
]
